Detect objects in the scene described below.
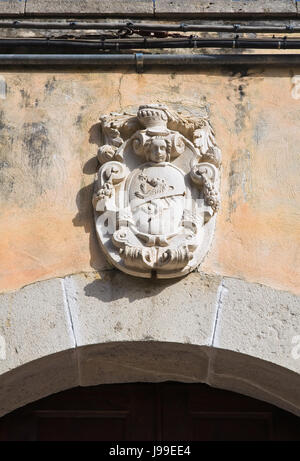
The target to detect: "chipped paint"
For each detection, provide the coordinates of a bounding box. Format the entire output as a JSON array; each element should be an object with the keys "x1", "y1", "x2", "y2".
[{"x1": 0, "y1": 76, "x2": 6, "y2": 100}]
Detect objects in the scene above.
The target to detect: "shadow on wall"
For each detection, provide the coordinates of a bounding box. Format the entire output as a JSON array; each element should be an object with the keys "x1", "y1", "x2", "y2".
[
  {"x1": 83, "y1": 270, "x2": 186, "y2": 303},
  {"x1": 72, "y1": 122, "x2": 106, "y2": 272}
]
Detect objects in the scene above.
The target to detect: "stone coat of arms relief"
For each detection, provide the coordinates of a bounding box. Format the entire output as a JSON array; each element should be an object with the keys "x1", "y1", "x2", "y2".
[{"x1": 93, "y1": 104, "x2": 221, "y2": 279}]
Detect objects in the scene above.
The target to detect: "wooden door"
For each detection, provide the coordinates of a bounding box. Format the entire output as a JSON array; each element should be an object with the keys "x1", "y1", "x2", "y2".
[{"x1": 0, "y1": 383, "x2": 299, "y2": 441}]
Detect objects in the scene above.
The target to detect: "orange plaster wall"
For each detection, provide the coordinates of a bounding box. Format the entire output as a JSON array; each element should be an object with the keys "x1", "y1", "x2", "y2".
[{"x1": 0, "y1": 69, "x2": 299, "y2": 294}]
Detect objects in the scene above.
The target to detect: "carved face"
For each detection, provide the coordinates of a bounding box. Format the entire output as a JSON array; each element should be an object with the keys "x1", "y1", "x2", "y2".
[{"x1": 149, "y1": 138, "x2": 168, "y2": 163}]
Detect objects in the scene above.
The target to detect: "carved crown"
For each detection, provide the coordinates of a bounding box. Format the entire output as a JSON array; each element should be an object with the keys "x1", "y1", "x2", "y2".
[{"x1": 137, "y1": 104, "x2": 169, "y2": 129}]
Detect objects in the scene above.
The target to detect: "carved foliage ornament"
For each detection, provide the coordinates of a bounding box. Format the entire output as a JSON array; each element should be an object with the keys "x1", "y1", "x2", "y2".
[{"x1": 93, "y1": 104, "x2": 221, "y2": 279}]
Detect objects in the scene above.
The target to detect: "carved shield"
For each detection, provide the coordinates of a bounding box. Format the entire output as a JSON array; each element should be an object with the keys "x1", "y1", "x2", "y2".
[
  {"x1": 128, "y1": 163, "x2": 185, "y2": 236},
  {"x1": 93, "y1": 104, "x2": 221, "y2": 279}
]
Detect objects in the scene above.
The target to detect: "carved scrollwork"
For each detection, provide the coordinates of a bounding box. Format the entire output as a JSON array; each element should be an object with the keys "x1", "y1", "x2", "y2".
[
  {"x1": 93, "y1": 161, "x2": 126, "y2": 211},
  {"x1": 190, "y1": 163, "x2": 220, "y2": 214},
  {"x1": 100, "y1": 112, "x2": 139, "y2": 147},
  {"x1": 93, "y1": 104, "x2": 222, "y2": 279},
  {"x1": 97, "y1": 144, "x2": 117, "y2": 165},
  {"x1": 158, "y1": 246, "x2": 194, "y2": 270}
]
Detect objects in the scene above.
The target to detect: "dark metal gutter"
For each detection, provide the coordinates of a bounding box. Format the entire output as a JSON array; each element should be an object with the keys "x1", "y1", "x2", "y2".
[
  {"x1": 0, "y1": 21, "x2": 300, "y2": 34},
  {"x1": 0, "y1": 54, "x2": 299, "y2": 72},
  {"x1": 2, "y1": 38, "x2": 300, "y2": 52}
]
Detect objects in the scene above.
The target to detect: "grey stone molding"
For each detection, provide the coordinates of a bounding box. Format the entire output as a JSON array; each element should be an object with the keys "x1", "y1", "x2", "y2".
[
  {"x1": 155, "y1": 1, "x2": 298, "y2": 18},
  {"x1": 0, "y1": 271, "x2": 299, "y2": 417},
  {"x1": 0, "y1": 1, "x2": 298, "y2": 17}
]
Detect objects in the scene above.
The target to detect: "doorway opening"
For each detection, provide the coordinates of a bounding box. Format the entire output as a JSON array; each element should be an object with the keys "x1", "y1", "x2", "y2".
[{"x1": 0, "y1": 382, "x2": 299, "y2": 441}]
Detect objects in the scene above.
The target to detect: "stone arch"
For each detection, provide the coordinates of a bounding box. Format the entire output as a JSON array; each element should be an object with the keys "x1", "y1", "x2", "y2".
[
  {"x1": 0, "y1": 272, "x2": 299, "y2": 417},
  {"x1": 0, "y1": 342, "x2": 299, "y2": 418}
]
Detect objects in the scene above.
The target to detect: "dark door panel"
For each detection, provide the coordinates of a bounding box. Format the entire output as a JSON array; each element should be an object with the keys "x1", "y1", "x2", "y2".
[{"x1": 0, "y1": 383, "x2": 299, "y2": 441}]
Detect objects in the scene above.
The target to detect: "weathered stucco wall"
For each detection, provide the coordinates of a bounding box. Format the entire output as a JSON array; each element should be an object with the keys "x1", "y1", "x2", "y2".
[
  {"x1": 0, "y1": 66, "x2": 299, "y2": 416},
  {"x1": 0, "y1": 69, "x2": 299, "y2": 294}
]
